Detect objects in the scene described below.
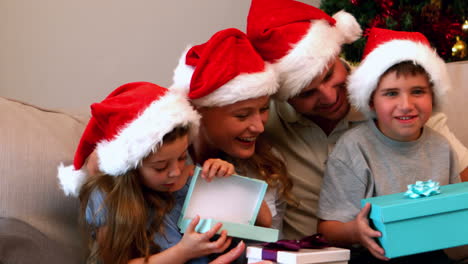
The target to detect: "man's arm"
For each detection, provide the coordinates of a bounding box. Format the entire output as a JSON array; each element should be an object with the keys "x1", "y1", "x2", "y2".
[
  {"x1": 426, "y1": 112, "x2": 468, "y2": 179},
  {"x1": 460, "y1": 167, "x2": 468, "y2": 182}
]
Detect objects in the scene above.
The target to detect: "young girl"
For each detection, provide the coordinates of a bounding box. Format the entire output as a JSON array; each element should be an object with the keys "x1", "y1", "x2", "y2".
[{"x1": 57, "y1": 82, "x2": 240, "y2": 264}]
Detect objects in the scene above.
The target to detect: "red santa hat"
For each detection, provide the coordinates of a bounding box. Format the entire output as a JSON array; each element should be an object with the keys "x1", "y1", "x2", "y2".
[
  {"x1": 57, "y1": 82, "x2": 200, "y2": 196},
  {"x1": 246, "y1": 0, "x2": 362, "y2": 100},
  {"x1": 348, "y1": 27, "x2": 451, "y2": 117},
  {"x1": 171, "y1": 28, "x2": 278, "y2": 107}
]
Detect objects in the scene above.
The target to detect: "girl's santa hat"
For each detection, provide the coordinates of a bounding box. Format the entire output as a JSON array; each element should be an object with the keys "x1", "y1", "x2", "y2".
[
  {"x1": 57, "y1": 82, "x2": 200, "y2": 196},
  {"x1": 246, "y1": 0, "x2": 362, "y2": 100},
  {"x1": 171, "y1": 28, "x2": 278, "y2": 107},
  {"x1": 348, "y1": 27, "x2": 451, "y2": 117}
]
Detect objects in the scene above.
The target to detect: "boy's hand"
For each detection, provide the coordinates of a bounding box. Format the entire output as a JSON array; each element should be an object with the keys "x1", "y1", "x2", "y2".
[
  {"x1": 201, "y1": 158, "x2": 235, "y2": 182},
  {"x1": 355, "y1": 203, "x2": 389, "y2": 261},
  {"x1": 178, "y1": 215, "x2": 232, "y2": 259}
]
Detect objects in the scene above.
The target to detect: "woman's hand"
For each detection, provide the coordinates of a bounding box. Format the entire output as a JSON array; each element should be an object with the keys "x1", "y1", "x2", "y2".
[{"x1": 201, "y1": 158, "x2": 235, "y2": 182}]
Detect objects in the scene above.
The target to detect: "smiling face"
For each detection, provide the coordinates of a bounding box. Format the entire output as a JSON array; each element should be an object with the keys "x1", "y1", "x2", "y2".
[
  {"x1": 287, "y1": 56, "x2": 350, "y2": 121},
  {"x1": 371, "y1": 70, "x2": 433, "y2": 142},
  {"x1": 138, "y1": 134, "x2": 189, "y2": 192},
  {"x1": 197, "y1": 96, "x2": 270, "y2": 159}
]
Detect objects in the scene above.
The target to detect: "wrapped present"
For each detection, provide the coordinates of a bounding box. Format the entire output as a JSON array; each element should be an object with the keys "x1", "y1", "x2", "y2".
[
  {"x1": 178, "y1": 166, "x2": 279, "y2": 242},
  {"x1": 361, "y1": 181, "x2": 468, "y2": 258},
  {"x1": 246, "y1": 236, "x2": 350, "y2": 264}
]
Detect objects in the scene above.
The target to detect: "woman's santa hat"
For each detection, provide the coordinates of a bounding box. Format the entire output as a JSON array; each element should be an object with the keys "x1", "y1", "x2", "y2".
[
  {"x1": 171, "y1": 28, "x2": 278, "y2": 107},
  {"x1": 348, "y1": 27, "x2": 451, "y2": 117},
  {"x1": 57, "y1": 82, "x2": 200, "y2": 196},
  {"x1": 246, "y1": 0, "x2": 362, "y2": 100}
]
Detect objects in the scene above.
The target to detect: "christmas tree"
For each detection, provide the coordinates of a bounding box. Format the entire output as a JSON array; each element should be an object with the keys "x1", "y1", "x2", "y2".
[{"x1": 321, "y1": 0, "x2": 468, "y2": 63}]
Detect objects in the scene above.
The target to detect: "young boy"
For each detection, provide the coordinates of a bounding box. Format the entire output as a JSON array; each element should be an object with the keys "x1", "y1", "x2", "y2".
[{"x1": 317, "y1": 28, "x2": 461, "y2": 263}]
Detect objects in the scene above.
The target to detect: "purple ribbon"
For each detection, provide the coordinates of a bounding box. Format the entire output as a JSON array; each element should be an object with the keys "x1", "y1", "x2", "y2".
[{"x1": 261, "y1": 234, "x2": 329, "y2": 261}]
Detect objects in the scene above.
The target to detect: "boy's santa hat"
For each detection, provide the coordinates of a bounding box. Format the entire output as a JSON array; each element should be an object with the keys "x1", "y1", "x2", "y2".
[
  {"x1": 57, "y1": 82, "x2": 200, "y2": 196},
  {"x1": 348, "y1": 27, "x2": 451, "y2": 117},
  {"x1": 171, "y1": 28, "x2": 278, "y2": 107},
  {"x1": 246, "y1": 0, "x2": 362, "y2": 100}
]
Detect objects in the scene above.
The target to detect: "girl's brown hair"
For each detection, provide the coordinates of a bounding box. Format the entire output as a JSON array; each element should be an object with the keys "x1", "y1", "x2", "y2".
[{"x1": 79, "y1": 126, "x2": 189, "y2": 264}]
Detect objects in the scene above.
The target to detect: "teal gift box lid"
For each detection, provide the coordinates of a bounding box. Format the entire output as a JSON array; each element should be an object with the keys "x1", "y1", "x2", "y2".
[
  {"x1": 361, "y1": 182, "x2": 468, "y2": 258},
  {"x1": 178, "y1": 166, "x2": 279, "y2": 242}
]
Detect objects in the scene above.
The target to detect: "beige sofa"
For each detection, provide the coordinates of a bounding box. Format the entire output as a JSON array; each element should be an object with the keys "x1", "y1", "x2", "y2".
[
  {"x1": 0, "y1": 97, "x2": 89, "y2": 263},
  {"x1": 1, "y1": 78, "x2": 467, "y2": 262}
]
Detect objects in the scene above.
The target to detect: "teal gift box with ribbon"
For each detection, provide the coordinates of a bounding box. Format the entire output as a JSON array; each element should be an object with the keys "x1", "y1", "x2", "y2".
[
  {"x1": 178, "y1": 166, "x2": 279, "y2": 242},
  {"x1": 361, "y1": 181, "x2": 468, "y2": 258}
]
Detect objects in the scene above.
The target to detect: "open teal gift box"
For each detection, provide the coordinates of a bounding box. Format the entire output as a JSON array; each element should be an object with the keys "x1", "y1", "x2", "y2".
[
  {"x1": 361, "y1": 182, "x2": 468, "y2": 258},
  {"x1": 178, "y1": 166, "x2": 279, "y2": 242}
]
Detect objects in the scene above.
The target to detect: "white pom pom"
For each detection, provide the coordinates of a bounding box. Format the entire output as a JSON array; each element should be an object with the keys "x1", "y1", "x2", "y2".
[
  {"x1": 57, "y1": 163, "x2": 87, "y2": 197},
  {"x1": 333, "y1": 10, "x2": 362, "y2": 43},
  {"x1": 170, "y1": 45, "x2": 195, "y2": 95}
]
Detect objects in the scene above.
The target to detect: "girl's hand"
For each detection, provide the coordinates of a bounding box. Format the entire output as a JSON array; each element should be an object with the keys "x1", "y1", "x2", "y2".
[
  {"x1": 354, "y1": 203, "x2": 388, "y2": 261},
  {"x1": 177, "y1": 215, "x2": 232, "y2": 260},
  {"x1": 201, "y1": 158, "x2": 235, "y2": 182}
]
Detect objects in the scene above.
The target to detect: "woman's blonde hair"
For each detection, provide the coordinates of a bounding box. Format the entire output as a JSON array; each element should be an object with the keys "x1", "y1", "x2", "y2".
[
  {"x1": 79, "y1": 126, "x2": 189, "y2": 264},
  {"x1": 234, "y1": 135, "x2": 296, "y2": 206}
]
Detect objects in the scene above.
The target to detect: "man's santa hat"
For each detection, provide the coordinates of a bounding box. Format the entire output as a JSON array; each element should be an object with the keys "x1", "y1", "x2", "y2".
[
  {"x1": 246, "y1": 0, "x2": 362, "y2": 100},
  {"x1": 57, "y1": 82, "x2": 200, "y2": 196},
  {"x1": 171, "y1": 28, "x2": 278, "y2": 107},
  {"x1": 348, "y1": 27, "x2": 451, "y2": 117}
]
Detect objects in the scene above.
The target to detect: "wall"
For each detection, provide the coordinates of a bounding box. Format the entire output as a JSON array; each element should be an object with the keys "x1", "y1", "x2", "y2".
[
  {"x1": 0, "y1": 0, "x2": 320, "y2": 109},
  {"x1": 443, "y1": 61, "x2": 468, "y2": 146},
  {"x1": 3, "y1": 0, "x2": 463, "y2": 146}
]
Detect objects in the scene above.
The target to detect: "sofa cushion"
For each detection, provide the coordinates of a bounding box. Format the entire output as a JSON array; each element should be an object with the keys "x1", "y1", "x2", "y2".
[
  {"x1": 0, "y1": 97, "x2": 89, "y2": 263},
  {"x1": 0, "y1": 217, "x2": 75, "y2": 264}
]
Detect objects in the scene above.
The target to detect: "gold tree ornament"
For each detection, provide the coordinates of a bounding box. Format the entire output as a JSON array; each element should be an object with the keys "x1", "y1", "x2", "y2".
[
  {"x1": 452, "y1": 36, "x2": 467, "y2": 59},
  {"x1": 463, "y1": 20, "x2": 468, "y2": 33}
]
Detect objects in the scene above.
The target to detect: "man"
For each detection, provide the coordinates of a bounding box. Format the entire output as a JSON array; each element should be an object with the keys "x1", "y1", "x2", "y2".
[{"x1": 247, "y1": 0, "x2": 468, "y2": 240}]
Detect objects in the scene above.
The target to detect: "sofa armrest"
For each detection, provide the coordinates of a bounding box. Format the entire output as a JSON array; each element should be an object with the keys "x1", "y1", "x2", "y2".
[{"x1": 0, "y1": 97, "x2": 89, "y2": 262}]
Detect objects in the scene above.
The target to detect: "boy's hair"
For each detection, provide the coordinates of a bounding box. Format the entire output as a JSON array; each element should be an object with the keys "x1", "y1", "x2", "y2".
[
  {"x1": 381, "y1": 61, "x2": 432, "y2": 84},
  {"x1": 79, "y1": 125, "x2": 189, "y2": 264},
  {"x1": 370, "y1": 61, "x2": 434, "y2": 106}
]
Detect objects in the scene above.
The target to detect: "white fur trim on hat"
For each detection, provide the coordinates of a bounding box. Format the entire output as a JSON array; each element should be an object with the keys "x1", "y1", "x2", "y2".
[
  {"x1": 97, "y1": 92, "x2": 200, "y2": 176},
  {"x1": 57, "y1": 163, "x2": 87, "y2": 197},
  {"x1": 191, "y1": 63, "x2": 278, "y2": 107},
  {"x1": 170, "y1": 46, "x2": 195, "y2": 95},
  {"x1": 275, "y1": 10, "x2": 362, "y2": 100},
  {"x1": 348, "y1": 40, "x2": 450, "y2": 118}
]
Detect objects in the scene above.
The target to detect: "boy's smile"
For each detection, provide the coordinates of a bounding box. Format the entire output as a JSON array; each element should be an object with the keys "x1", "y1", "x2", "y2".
[{"x1": 371, "y1": 71, "x2": 433, "y2": 142}]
